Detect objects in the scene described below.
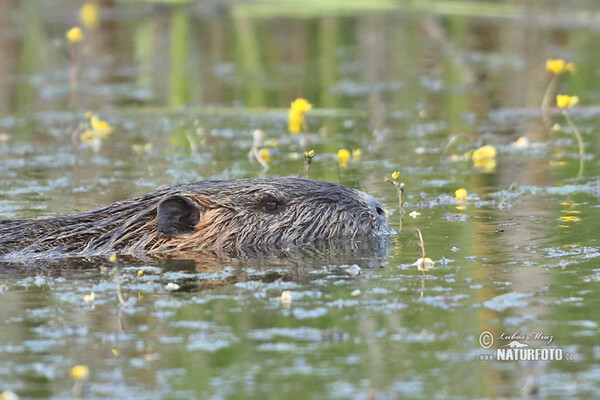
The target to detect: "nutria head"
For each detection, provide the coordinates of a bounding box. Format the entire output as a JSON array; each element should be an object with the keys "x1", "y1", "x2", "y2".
[
  {"x1": 151, "y1": 178, "x2": 392, "y2": 254},
  {"x1": 0, "y1": 178, "x2": 393, "y2": 260}
]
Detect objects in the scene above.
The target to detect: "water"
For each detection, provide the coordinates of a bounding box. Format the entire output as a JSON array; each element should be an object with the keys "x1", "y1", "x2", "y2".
[{"x1": 1, "y1": 1, "x2": 600, "y2": 398}]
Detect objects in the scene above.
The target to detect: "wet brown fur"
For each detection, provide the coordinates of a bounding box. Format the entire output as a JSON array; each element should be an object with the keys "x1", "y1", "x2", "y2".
[{"x1": 0, "y1": 178, "x2": 390, "y2": 261}]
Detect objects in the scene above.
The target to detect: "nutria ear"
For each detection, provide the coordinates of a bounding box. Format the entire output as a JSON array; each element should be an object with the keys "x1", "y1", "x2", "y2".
[{"x1": 156, "y1": 196, "x2": 200, "y2": 235}]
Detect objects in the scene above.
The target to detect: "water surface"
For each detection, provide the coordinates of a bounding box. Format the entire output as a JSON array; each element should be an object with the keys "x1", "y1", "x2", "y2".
[{"x1": 1, "y1": 1, "x2": 600, "y2": 399}]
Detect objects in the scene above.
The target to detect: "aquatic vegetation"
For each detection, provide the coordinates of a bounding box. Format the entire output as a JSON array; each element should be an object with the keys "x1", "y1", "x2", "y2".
[
  {"x1": 545, "y1": 59, "x2": 575, "y2": 75},
  {"x1": 337, "y1": 148, "x2": 350, "y2": 168},
  {"x1": 556, "y1": 94, "x2": 585, "y2": 176},
  {"x1": 65, "y1": 27, "x2": 84, "y2": 43},
  {"x1": 83, "y1": 292, "x2": 95, "y2": 303},
  {"x1": 258, "y1": 148, "x2": 271, "y2": 163},
  {"x1": 80, "y1": 2, "x2": 100, "y2": 29},
  {"x1": 414, "y1": 257, "x2": 434, "y2": 272},
  {"x1": 288, "y1": 98, "x2": 312, "y2": 134},
  {"x1": 541, "y1": 59, "x2": 575, "y2": 126},
  {"x1": 413, "y1": 228, "x2": 433, "y2": 274},
  {"x1": 455, "y1": 188, "x2": 467, "y2": 210},
  {"x1": 69, "y1": 365, "x2": 89, "y2": 380},
  {"x1": 249, "y1": 129, "x2": 269, "y2": 170},
  {"x1": 454, "y1": 188, "x2": 467, "y2": 200},
  {"x1": 556, "y1": 94, "x2": 579, "y2": 108},
  {"x1": 303, "y1": 149, "x2": 315, "y2": 178},
  {"x1": 471, "y1": 144, "x2": 497, "y2": 172},
  {"x1": 66, "y1": 27, "x2": 84, "y2": 104},
  {"x1": 386, "y1": 171, "x2": 404, "y2": 212},
  {"x1": 80, "y1": 112, "x2": 114, "y2": 149},
  {"x1": 89, "y1": 113, "x2": 114, "y2": 136}
]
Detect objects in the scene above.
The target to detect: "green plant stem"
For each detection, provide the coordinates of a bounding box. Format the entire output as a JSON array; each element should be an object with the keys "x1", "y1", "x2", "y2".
[
  {"x1": 541, "y1": 74, "x2": 558, "y2": 128},
  {"x1": 563, "y1": 111, "x2": 584, "y2": 177}
]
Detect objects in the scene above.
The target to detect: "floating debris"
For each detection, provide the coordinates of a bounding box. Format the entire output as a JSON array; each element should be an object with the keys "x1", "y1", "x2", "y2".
[
  {"x1": 281, "y1": 290, "x2": 292, "y2": 305},
  {"x1": 165, "y1": 283, "x2": 180, "y2": 292},
  {"x1": 346, "y1": 265, "x2": 362, "y2": 276}
]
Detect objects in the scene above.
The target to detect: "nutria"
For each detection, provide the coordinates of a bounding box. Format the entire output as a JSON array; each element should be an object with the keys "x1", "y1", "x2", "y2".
[{"x1": 0, "y1": 178, "x2": 392, "y2": 261}]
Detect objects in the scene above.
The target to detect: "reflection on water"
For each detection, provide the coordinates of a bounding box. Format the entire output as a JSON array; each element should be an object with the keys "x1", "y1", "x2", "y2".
[{"x1": 1, "y1": 1, "x2": 600, "y2": 399}]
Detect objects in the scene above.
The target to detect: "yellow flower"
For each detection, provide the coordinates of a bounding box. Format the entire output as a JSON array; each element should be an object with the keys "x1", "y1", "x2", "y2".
[
  {"x1": 472, "y1": 145, "x2": 497, "y2": 162},
  {"x1": 546, "y1": 58, "x2": 565, "y2": 75},
  {"x1": 472, "y1": 145, "x2": 497, "y2": 171},
  {"x1": 258, "y1": 148, "x2": 271, "y2": 163},
  {"x1": 337, "y1": 149, "x2": 350, "y2": 168},
  {"x1": 288, "y1": 98, "x2": 312, "y2": 133},
  {"x1": 546, "y1": 59, "x2": 575, "y2": 75},
  {"x1": 80, "y1": 130, "x2": 96, "y2": 143},
  {"x1": 66, "y1": 27, "x2": 84, "y2": 43},
  {"x1": 478, "y1": 159, "x2": 496, "y2": 172},
  {"x1": 81, "y1": 113, "x2": 114, "y2": 144},
  {"x1": 83, "y1": 292, "x2": 95, "y2": 303},
  {"x1": 90, "y1": 114, "x2": 114, "y2": 136},
  {"x1": 414, "y1": 257, "x2": 434, "y2": 272},
  {"x1": 80, "y1": 2, "x2": 100, "y2": 29},
  {"x1": 556, "y1": 94, "x2": 578, "y2": 108},
  {"x1": 137, "y1": 270, "x2": 144, "y2": 277},
  {"x1": 455, "y1": 188, "x2": 467, "y2": 200},
  {"x1": 391, "y1": 171, "x2": 400, "y2": 180},
  {"x1": 565, "y1": 62, "x2": 575, "y2": 73},
  {"x1": 352, "y1": 149, "x2": 361, "y2": 161},
  {"x1": 109, "y1": 254, "x2": 117, "y2": 263},
  {"x1": 290, "y1": 98, "x2": 312, "y2": 113},
  {"x1": 304, "y1": 149, "x2": 315, "y2": 159},
  {"x1": 69, "y1": 365, "x2": 89, "y2": 380}
]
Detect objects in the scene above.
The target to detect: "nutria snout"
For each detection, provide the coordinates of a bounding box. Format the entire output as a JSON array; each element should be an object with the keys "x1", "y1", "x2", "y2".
[{"x1": 0, "y1": 178, "x2": 393, "y2": 260}]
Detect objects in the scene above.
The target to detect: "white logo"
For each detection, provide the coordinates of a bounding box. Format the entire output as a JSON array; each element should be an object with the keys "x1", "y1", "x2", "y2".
[
  {"x1": 478, "y1": 330, "x2": 573, "y2": 361},
  {"x1": 479, "y1": 331, "x2": 494, "y2": 349},
  {"x1": 502, "y1": 340, "x2": 528, "y2": 348}
]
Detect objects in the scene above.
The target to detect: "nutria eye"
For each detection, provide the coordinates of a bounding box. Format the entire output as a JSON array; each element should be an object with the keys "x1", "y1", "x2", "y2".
[
  {"x1": 263, "y1": 201, "x2": 278, "y2": 212},
  {"x1": 259, "y1": 197, "x2": 283, "y2": 213}
]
